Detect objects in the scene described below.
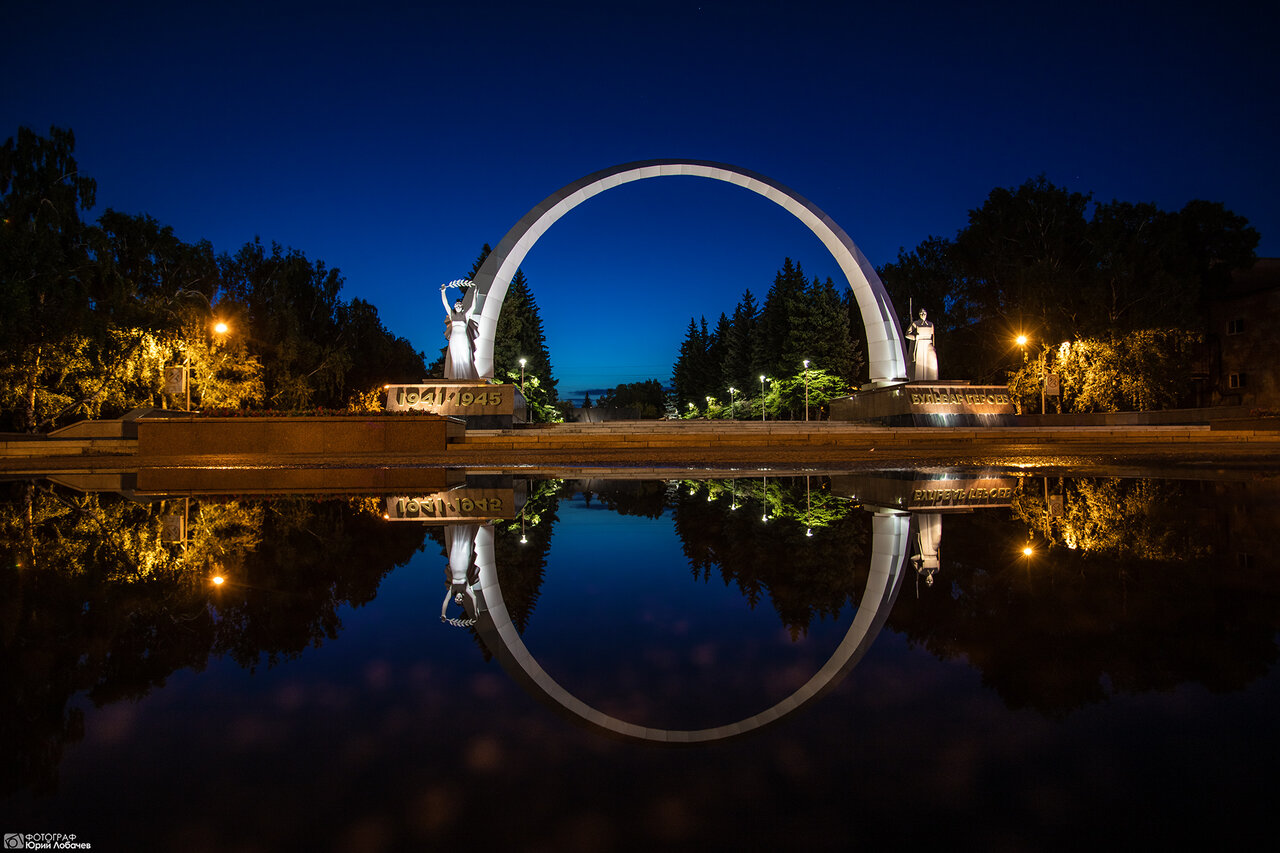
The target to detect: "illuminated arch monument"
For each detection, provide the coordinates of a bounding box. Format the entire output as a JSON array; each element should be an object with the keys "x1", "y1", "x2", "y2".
[
  {"x1": 403, "y1": 158, "x2": 1014, "y2": 425},
  {"x1": 467, "y1": 159, "x2": 911, "y2": 387}
]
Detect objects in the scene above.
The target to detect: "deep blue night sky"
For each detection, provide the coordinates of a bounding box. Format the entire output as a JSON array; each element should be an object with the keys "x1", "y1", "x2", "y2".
[{"x1": 4, "y1": 0, "x2": 1277, "y2": 400}]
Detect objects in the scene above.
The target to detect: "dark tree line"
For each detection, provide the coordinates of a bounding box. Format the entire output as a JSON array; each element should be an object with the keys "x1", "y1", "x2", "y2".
[
  {"x1": 1, "y1": 126, "x2": 427, "y2": 431},
  {"x1": 595, "y1": 379, "x2": 667, "y2": 418},
  {"x1": 671, "y1": 177, "x2": 1259, "y2": 416},
  {"x1": 879, "y1": 175, "x2": 1259, "y2": 409},
  {"x1": 672, "y1": 258, "x2": 864, "y2": 417}
]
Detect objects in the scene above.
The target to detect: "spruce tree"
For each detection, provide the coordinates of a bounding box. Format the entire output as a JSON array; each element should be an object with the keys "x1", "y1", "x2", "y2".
[
  {"x1": 706, "y1": 313, "x2": 732, "y2": 401},
  {"x1": 722, "y1": 289, "x2": 759, "y2": 394},
  {"x1": 469, "y1": 244, "x2": 558, "y2": 402},
  {"x1": 672, "y1": 317, "x2": 709, "y2": 410},
  {"x1": 755, "y1": 258, "x2": 809, "y2": 379}
]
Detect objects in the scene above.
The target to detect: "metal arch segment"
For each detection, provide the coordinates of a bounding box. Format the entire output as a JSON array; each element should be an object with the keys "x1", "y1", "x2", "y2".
[
  {"x1": 468, "y1": 158, "x2": 909, "y2": 385},
  {"x1": 469, "y1": 510, "x2": 913, "y2": 745}
]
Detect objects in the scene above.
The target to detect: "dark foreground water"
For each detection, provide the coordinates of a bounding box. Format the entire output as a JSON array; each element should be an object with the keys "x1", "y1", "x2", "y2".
[{"x1": 2, "y1": 471, "x2": 1277, "y2": 850}]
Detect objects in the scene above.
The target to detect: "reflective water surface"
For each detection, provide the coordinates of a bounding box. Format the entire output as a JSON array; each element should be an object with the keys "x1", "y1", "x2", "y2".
[{"x1": 2, "y1": 470, "x2": 1278, "y2": 849}]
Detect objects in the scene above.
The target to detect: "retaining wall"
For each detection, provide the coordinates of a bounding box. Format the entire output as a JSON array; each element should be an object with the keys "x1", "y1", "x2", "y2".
[{"x1": 136, "y1": 415, "x2": 464, "y2": 456}]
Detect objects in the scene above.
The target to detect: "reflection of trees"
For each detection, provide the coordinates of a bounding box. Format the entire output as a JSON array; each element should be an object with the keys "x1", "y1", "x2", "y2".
[
  {"x1": 672, "y1": 478, "x2": 867, "y2": 637},
  {"x1": 1011, "y1": 477, "x2": 1210, "y2": 560},
  {"x1": 0, "y1": 484, "x2": 427, "y2": 795},
  {"x1": 575, "y1": 478, "x2": 669, "y2": 519},
  {"x1": 891, "y1": 479, "x2": 1280, "y2": 716}
]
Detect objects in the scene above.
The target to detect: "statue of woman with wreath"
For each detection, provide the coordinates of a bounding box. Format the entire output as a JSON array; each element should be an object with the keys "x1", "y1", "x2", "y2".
[{"x1": 441, "y1": 279, "x2": 479, "y2": 380}]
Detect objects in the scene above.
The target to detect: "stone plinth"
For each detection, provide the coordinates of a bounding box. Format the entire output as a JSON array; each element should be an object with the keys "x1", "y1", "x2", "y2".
[
  {"x1": 830, "y1": 381, "x2": 1016, "y2": 426},
  {"x1": 385, "y1": 381, "x2": 526, "y2": 429}
]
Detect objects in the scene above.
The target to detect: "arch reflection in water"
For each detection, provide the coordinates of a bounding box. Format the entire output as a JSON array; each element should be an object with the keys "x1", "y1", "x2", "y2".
[{"x1": 439, "y1": 503, "x2": 915, "y2": 745}]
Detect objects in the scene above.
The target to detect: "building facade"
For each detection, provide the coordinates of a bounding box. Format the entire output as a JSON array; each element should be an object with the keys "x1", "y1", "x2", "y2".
[{"x1": 1201, "y1": 258, "x2": 1280, "y2": 410}]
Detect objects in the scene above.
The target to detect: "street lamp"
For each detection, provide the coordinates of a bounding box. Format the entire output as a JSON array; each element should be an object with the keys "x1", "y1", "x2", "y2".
[
  {"x1": 519, "y1": 357, "x2": 527, "y2": 392},
  {"x1": 803, "y1": 359, "x2": 810, "y2": 422},
  {"x1": 214, "y1": 321, "x2": 229, "y2": 335},
  {"x1": 1016, "y1": 335, "x2": 1059, "y2": 414},
  {"x1": 728, "y1": 386, "x2": 736, "y2": 419},
  {"x1": 760, "y1": 375, "x2": 767, "y2": 422}
]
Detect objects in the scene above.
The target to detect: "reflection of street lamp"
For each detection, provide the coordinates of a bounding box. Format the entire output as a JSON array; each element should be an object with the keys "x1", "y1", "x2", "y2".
[
  {"x1": 805, "y1": 475, "x2": 813, "y2": 537},
  {"x1": 802, "y1": 359, "x2": 810, "y2": 422},
  {"x1": 759, "y1": 375, "x2": 767, "y2": 422},
  {"x1": 519, "y1": 357, "x2": 527, "y2": 392}
]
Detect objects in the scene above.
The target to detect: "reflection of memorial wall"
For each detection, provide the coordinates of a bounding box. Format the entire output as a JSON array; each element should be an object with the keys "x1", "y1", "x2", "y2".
[
  {"x1": 831, "y1": 470, "x2": 1018, "y2": 588},
  {"x1": 831, "y1": 471, "x2": 1017, "y2": 512},
  {"x1": 384, "y1": 486, "x2": 521, "y2": 523}
]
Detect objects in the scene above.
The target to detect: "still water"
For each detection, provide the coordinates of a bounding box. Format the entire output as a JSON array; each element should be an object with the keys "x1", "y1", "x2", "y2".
[{"x1": 2, "y1": 471, "x2": 1277, "y2": 850}]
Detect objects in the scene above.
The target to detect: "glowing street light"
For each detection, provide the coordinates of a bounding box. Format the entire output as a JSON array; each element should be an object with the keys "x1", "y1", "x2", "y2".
[
  {"x1": 519, "y1": 357, "x2": 527, "y2": 392},
  {"x1": 1015, "y1": 334, "x2": 1063, "y2": 414},
  {"x1": 1022, "y1": 544, "x2": 1034, "y2": 557},
  {"x1": 214, "y1": 320, "x2": 229, "y2": 335},
  {"x1": 728, "y1": 386, "x2": 737, "y2": 419},
  {"x1": 760, "y1": 375, "x2": 767, "y2": 422},
  {"x1": 803, "y1": 359, "x2": 811, "y2": 422}
]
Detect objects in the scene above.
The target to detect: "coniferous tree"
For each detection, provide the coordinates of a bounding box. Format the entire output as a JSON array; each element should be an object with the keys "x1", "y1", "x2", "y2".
[
  {"x1": 470, "y1": 244, "x2": 558, "y2": 404},
  {"x1": 673, "y1": 317, "x2": 711, "y2": 411},
  {"x1": 722, "y1": 289, "x2": 758, "y2": 393},
  {"x1": 706, "y1": 313, "x2": 732, "y2": 402},
  {"x1": 755, "y1": 258, "x2": 809, "y2": 380},
  {"x1": 803, "y1": 276, "x2": 859, "y2": 384}
]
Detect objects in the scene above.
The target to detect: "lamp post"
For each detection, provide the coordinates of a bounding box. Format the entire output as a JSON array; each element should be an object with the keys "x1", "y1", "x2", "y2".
[
  {"x1": 728, "y1": 386, "x2": 736, "y2": 419},
  {"x1": 519, "y1": 357, "x2": 527, "y2": 392},
  {"x1": 760, "y1": 375, "x2": 767, "y2": 422},
  {"x1": 802, "y1": 359, "x2": 810, "y2": 422},
  {"x1": 1016, "y1": 335, "x2": 1054, "y2": 414},
  {"x1": 706, "y1": 395, "x2": 714, "y2": 418}
]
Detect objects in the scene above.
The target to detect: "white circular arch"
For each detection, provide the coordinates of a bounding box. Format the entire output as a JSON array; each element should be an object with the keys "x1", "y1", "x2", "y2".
[{"x1": 467, "y1": 159, "x2": 910, "y2": 386}]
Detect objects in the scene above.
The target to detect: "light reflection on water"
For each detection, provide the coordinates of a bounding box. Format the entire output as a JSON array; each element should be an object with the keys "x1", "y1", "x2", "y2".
[{"x1": 1, "y1": 470, "x2": 1277, "y2": 848}]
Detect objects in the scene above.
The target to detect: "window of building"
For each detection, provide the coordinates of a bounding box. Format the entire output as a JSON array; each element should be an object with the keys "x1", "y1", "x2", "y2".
[
  {"x1": 1227, "y1": 318, "x2": 1245, "y2": 335},
  {"x1": 1229, "y1": 372, "x2": 1246, "y2": 389}
]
